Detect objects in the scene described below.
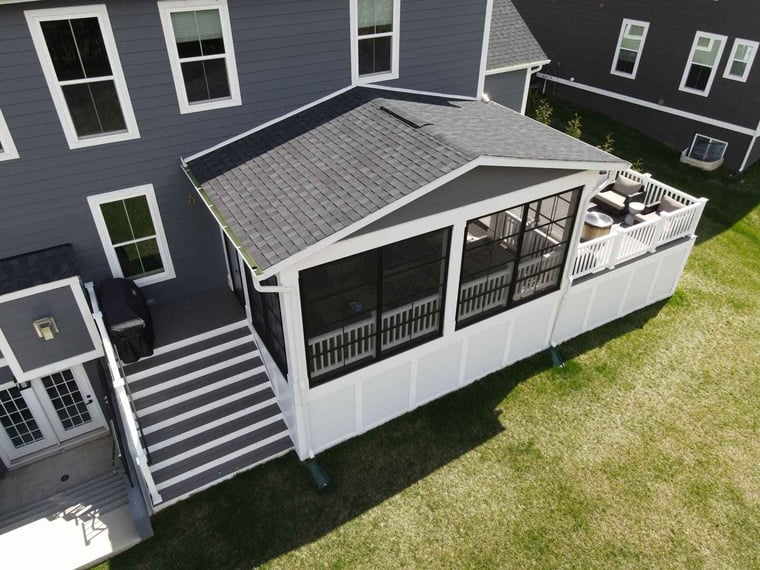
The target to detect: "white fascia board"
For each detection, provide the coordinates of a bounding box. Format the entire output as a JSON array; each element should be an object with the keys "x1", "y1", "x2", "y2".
[
  {"x1": 539, "y1": 72, "x2": 757, "y2": 136},
  {"x1": 485, "y1": 59, "x2": 551, "y2": 76}
]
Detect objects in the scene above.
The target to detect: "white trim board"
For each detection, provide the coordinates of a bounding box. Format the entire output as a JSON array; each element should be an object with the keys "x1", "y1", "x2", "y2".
[
  {"x1": 537, "y1": 73, "x2": 757, "y2": 136},
  {"x1": 485, "y1": 59, "x2": 551, "y2": 76},
  {"x1": 156, "y1": 0, "x2": 242, "y2": 114},
  {"x1": 476, "y1": 0, "x2": 494, "y2": 99},
  {"x1": 87, "y1": 184, "x2": 176, "y2": 287},
  {"x1": 0, "y1": 108, "x2": 20, "y2": 161},
  {"x1": 0, "y1": 277, "x2": 104, "y2": 382},
  {"x1": 349, "y1": 0, "x2": 401, "y2": 86},
  {"x1": 24, "y1": 4, "x2": 140, "y2": 149}
]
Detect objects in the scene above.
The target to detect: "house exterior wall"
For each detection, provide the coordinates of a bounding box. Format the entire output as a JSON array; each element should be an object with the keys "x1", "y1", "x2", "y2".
[
  {"x1": 0, "y1": 0, "x2": 487, "y2": 307},
  {"x1": 485, "y1": 69, "x2": 528, "y2": 112},
  {"x1": 280, "y1": 168, "x2": 600, "y2": 458},
  {"x1": 515, "y1": 0, "x2": 760, "y2": 169}
]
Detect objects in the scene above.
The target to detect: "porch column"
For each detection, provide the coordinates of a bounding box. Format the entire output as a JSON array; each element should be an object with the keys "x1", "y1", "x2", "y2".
[{"x1": 442, "y1": 222, "x2": 466, "y2": 335}]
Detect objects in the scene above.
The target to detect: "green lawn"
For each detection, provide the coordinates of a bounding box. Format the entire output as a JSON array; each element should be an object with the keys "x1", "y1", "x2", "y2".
[{"x1": 100, "y1": 97, "x2": 760, "y2": 569}]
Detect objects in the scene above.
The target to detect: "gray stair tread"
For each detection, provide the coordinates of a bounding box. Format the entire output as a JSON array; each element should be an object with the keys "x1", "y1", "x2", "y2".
[
  {"x1": 144, "y1": 396, "x2": 278, "y2": 448},
  {"x1": 152, "y1": 419, "x2": 288, "y2": 485},
  {"x1": 149, "y1": 404, "x2": 281, "y2": 465},
  {"x1": 158, "y1": 437, "x2": 292, "y2": 503},
  {"x1": 129, "y1": 343, "x2": 260, "y2": 395},
  {"x1": 133, "y1": 354, "x2": 263, "y2": 410},
  {"x1": 139, "y1": 374, "x2": 271, "y2": 428},
  {"x1": 125, "y1": 327, "x2": 250, "y2": 375}
]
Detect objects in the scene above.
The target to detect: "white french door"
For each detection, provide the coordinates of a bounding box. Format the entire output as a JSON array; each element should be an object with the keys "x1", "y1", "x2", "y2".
[{"x1": 0, "y1": 366, "x2": 106, "y2": 465}]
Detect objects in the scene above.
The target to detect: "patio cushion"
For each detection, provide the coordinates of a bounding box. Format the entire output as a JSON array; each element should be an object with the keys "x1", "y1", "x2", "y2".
[
  {"x1": 595, "y1": 189, "x2": 627, "y2": 210},
  {"x1": 634, "y1": 211, "x2": 660, "y2": 224},
  {"x1": 612, "y1": 176, "x2": 643, "y2": 197},
  {"x1": 659, "y1": 195, "x2": 684, "y2": 213}
]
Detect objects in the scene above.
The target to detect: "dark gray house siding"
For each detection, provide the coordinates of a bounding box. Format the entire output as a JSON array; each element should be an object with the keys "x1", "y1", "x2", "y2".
[
  {"x1": 485, "y1": 69, "x2": 528, "y2": 112},
  {"x1": 514, "y1": 0, "x2": 760, "y2": 170},
  {"x1": 0, "y1": 0, "x2": 487, "y2": 305}
]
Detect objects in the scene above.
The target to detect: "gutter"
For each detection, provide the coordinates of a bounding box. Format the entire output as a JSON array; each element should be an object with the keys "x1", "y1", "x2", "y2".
[{"x1": 180, "y1": 160, "x2": 291, "y2": 294}]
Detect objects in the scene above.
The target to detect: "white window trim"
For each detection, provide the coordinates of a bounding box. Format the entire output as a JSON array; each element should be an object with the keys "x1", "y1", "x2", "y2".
[
  {"x1": 350, "y1": 0, "x2": 401, "y2": 85},
  {"x1": 24, "y1": 5, "x2": 140, "y2": 150},
  {"x1": 0, "y1": 108, "x2": 20, "y2": 162},
  {"x1": 678, "y1": 31, "x2": 727, "y2": 97},
  {"x1": 87, "y1": 184, "x2": 176, "y2": 287},
  {"x1": 687, "y1": 133, "x2": 728, "y2": 162},
  {"x1": 723, "y1": 38, "x2": 759, "y2": 83},
  {"x1": 610, "y1": 18, "x2": 650, "y2": 79},
  {"x1": 157, "y1": 0, "x2": 241, "y2": 114}
]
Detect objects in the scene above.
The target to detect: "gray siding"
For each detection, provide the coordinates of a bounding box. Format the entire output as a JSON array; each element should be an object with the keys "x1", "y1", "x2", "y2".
[
  {"x1": 514, "y1": 0, "x2": 760, "y2": 168},
  {"x1": 353, "y1": 166, "x2": 579, "y2": 236},
  {"x1": 0, "y1": 0, "x2": 485, "y2": 304},
  {"x1": 485, "y1": 69, "x2": 528, "y2": 112},
  {"x1": 0, "y1": 287, "x2": 96, "y2": 372}
]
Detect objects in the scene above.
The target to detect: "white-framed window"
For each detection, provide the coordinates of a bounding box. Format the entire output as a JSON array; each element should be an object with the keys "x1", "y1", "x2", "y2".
[
  {"x1": 350, "y1": 0, "x2": 401, "y2": 84},
  {"x1": 723, "y1": 38, "x2": 758, "y2": 82},
  {"x1": 88, "y1": 185, "x2": 175, "y2": 287},
  {"x1": 610, "y1": 19, "x2": 650, "y2": 79},
  {"x1": 0, "y1": 108, "x2": 20, "y2": 162},
  {"x1": 686, "y1": 134, "x2": 728, "y2": 163},
  {"x1": 157, "y1": 0, "x2": 241, "y2": 114},
  {"x1": 679, "y1": 31, "x2": 727, "y2": 96},
  {"x1": 24, "y1": 5, "x2": 140, "y2": 149}
]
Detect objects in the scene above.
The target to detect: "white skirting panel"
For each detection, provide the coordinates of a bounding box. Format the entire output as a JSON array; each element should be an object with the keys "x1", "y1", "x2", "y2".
[{"x1": 551, "y1": 238, "x2": 695, "y2": 346}]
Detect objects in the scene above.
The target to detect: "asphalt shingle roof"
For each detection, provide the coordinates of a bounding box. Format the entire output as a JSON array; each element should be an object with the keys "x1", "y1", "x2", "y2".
[
  {"x1": 185, "y1": 87, "x2": 620, "y2": 272},
  {"x1": 487, "y1": 0, "x2": 547, "y2": 71}
]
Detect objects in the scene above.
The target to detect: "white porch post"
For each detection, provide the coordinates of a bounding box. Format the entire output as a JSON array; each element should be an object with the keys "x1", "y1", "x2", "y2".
[{"x1": 442, "y1": 222, "x2": 466, "y2": 335}]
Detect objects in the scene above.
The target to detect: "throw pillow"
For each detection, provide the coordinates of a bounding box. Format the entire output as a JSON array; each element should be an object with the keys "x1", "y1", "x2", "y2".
[{"x1": 612, "y1": 176, "x2": 642, "y2": 197}]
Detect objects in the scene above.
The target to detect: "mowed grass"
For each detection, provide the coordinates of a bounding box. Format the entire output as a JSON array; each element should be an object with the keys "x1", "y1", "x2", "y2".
[{"x1": 100, "y1": 97, "x2": 760, "y2": 569}]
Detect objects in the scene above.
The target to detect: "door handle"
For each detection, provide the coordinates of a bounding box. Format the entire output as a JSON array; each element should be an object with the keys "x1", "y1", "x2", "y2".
[{"x1": 85, "y1": 395, "x2": 93, "y2": 405}]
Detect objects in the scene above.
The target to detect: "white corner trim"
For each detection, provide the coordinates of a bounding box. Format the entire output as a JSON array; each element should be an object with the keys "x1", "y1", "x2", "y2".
[
  {"x1": 537, "y1": 72, "x2": 757, "y2": 136},
  {"x1": 0, "y1": 276, "x2": 104, "y2": 383},
  {"x1": 87, "y1": 184, "x2": 176, "y2": 287},
  {"x1": 349, "y1": 0, "x2": 401, "y2": 86},
  {"x1": 24, "y1": 4, "x2": 140, "y2": 149},
  {"x1": 476, "y1": 0, "x2": 494, "y2": 99},
  {"x1": 610, "y1": 18, "x2": 650, "y2": 80},
  {"x1": 182, "y1": 85, "x2": 354, "y2": 163},
  {"x1": 678, "y1": 31, "x2": 728, "y2": 97},
  {"x1": 722, "y1": 38, "x2": 759, "y2": 83},
  {"x1": 739, "y1": 120, "x2": 760, "y2": 172},
  {"x1": 0, "y1": 107, "x2": 20, "y2": 161},
  {"x1": 362, "y1": 84, "x2": 477, "y2": 101},
  {"x1": 156, "y1": 0, "x2": 242, "y2": 114},
  {"x1": 485, "y1": 59, "x2": 551, "y2": 76}
]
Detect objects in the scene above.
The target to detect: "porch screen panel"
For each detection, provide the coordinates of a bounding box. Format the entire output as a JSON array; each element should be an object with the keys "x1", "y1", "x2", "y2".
[
  {"x1": 245, "y1": 271, "x2": 288, "y2": 377},
  {"x1": 301, "y1": 228, "x2": 451, "y2": 386},
  {"x1": 457, "y1": 187, "x2": 582, "y2": 328}
]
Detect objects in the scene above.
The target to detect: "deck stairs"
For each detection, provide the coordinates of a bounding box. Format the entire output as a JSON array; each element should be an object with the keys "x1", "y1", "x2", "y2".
[{"x1": 124, "y1": 320, "x2": 292, "y2": 509}]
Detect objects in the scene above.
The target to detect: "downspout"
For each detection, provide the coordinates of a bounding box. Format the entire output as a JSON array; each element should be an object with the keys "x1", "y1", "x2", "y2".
[
  {"x1": 180, "y1": 159, "x2": 291, "y2": 294},
  {"x1": 739, "y1": 119, "x2": 760, "y2": 172}
]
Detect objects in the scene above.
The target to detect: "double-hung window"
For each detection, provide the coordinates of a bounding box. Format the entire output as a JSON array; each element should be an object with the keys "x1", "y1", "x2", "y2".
[
  {"x1": 158, "y1": 0, "x2": 241, "y2": 114},
  {"x1": 610, "y1": 19, "x2": 649, "y2": 79},
  {"x1": 88, "y1": 185, "x2": 175, "y2": 287},
  {"x1": 351, "y1": 0, "x2": 400, "y2": 83},
  {"x1": 301, "y1": 228, "x2": 450, "y2": 386},
  {"x1": 25, "y1": 5, "x2": 139, "y2": 149},
  {"x1": 0, "y1": 108, "x2": 19, "y2": 162},
  {"x1": 723, "y1": 38, "x2": 758, "y2": 82},
  {"x1": 679, "y1": 32, "x2": 727, "y2": 96}
]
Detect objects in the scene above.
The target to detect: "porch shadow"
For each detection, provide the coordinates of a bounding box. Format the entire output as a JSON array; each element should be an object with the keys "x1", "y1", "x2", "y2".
[{"x1": 107, "y1": 300, "x2": 669, "y2": 570}]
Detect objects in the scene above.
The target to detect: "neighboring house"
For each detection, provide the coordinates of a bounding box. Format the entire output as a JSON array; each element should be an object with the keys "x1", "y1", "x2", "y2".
[
  {"x1": 0, "y1": 0, "x2": 706, "y2": 566},
  {"x1": 512, "y1": 0, "x2": 760, "y2": 171},
  {"x1": 484, "y1": 0, "x2": 548, "y2": 114}
]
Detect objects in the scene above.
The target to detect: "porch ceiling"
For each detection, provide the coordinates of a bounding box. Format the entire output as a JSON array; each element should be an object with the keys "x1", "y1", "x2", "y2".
[{"x1": 183, "y1": 87, "x2": 622, "y2": 274}]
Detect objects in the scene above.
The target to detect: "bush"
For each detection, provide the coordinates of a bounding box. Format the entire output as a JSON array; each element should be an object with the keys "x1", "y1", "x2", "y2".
[
  {"x1": 531, "y1": 97, "x2": 554, "y2": 125},
  {"x1": 565, "y1": 113, "x2": 582, "y2": 139},
  {"x1": 598, "y1": 132, "x2": 615, "y2": 153},
  {"x1": 631, "y1": 158, "x2": 645, "y2": 172}
]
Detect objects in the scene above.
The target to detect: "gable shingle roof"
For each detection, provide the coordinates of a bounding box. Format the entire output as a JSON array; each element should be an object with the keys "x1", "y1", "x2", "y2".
[
  {"x1": 185, "y1": 87, "x2": 620, "y2": 273},
  {"x1": 487, "y1": 0, "x2": 547, "y2": 71}
]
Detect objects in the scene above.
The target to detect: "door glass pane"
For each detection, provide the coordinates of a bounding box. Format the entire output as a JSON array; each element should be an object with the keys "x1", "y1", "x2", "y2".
[
  {"x1": 0, "y1": 387, "x2": 45, "y2": 448},
  {"x1": 124, "y1": 196, "x2": 155, "y2": 238},
  {"x1": 70, "y1": 17, "x2": 111, "y2": 78},
  {"x1": 42, "y1": 370, "x2": 92, "y2": 431}
]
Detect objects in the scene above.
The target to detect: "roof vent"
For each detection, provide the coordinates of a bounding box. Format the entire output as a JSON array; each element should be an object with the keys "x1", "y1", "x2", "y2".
[{"x1": 379, "y1": 105, "x2": 427, "y2": 129}]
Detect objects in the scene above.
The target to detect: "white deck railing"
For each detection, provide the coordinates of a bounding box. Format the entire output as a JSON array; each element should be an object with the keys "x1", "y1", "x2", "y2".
[
  {"x1": 85, "y1": 282, "x2": 162, "y2": 508},
  {"x1": 308, "y1": 293, "x2": 441, "y2": 377},
  {"x1": 572, "y1": 170, "x2": 707, "y2": 279}
]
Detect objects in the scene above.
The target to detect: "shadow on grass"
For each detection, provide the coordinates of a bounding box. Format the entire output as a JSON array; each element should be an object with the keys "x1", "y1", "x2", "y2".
[{"x1": 108, "y1": 300, "x2": 668, "y2": 570}]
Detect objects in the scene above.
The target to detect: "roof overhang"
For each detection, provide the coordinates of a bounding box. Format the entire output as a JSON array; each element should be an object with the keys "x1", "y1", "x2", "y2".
[{"x1": 486, "y1": 59, "x2": 551, "y2": 76}]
